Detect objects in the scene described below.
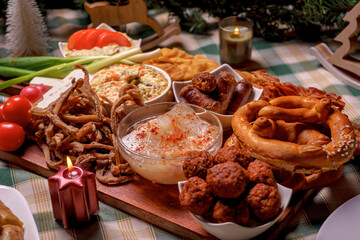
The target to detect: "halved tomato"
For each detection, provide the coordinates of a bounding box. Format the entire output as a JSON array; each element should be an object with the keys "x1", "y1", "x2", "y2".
[
  {"x1": 82, "y1": 29, "x2": 112, "y2": 50},
  {"x1": 96, "y1": 31, "x2": 131, "y2": 48},
  {"x1": 67, "y1": 29, "x2": 88, "y2": 50},
  {"x1": 73, "y1": 29, "x2": 97, "y2": 50}
]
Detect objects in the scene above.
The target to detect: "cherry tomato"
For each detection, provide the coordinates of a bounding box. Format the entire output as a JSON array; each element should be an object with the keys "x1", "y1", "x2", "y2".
[
  {"x1": 20, "y1": 86, "x2": 43, "y2": 104},
  {"x1": 34, "y1": 84, "x2": 50, "y2": 95},
  {"x1": 0, "y1": 103, "x2": 5, "y2": 122},
  {"x1": 0, "y1": 122, "x2": 25, "y2": 152},
  {"x1": 96, "y1": 31, "x2": 131, "y2": 48},
  {"x1": 67, "y1": 29, "x2": 88, "y2": 50},
  {"x1": 3, "y1": 95, "x2": 32, "y2": 128},
  {"x1": 83, "y1": 29, "x2": 111, "y2": 49}
]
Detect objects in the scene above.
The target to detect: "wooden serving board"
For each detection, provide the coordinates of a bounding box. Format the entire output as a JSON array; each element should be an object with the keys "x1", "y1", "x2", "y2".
[{"x1": 0, "y1": 141, "x2": 314, "y2": 240}]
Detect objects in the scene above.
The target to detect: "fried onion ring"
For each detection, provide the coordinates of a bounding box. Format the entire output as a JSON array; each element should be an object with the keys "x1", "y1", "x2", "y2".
[{"x1": 232, "y1": 96, "x2": 356, "y2": 173}]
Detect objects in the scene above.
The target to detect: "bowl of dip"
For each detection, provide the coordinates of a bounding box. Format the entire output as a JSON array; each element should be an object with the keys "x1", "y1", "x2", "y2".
[
  {"x1": 91, "y1": 63, "x2": 171, "y2": 111},
  {"x1": 59, "y1": 23, "x2": 141, "y2": 57},
  {"x1": 116, "y1": 102, "x2": 223, "y2": 184}
]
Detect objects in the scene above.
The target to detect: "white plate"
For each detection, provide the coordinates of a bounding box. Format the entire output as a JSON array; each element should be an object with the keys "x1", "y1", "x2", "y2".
[
  {"x1": 172, "y1": 64, "x2": 263, "y2": 129},
  {"x1": 178, "y1": 181, "x2": 292, "y2": 240},
  {"x1": 58, "y1": 23, "x2": 141, "y2": 57},
  {"x1": 0, "y1": 185, "x2": 40, "y2": 240},
  {"x1": 316, "y1": 194, "x2": 360, "y2": 240}
]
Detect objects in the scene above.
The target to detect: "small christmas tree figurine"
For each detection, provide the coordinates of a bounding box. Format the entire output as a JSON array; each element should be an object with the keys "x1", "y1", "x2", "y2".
[
  {"x1": 310, "y1": 2, "x2": 360, "y2": 90},
  {"x1": 5, "y1": 0, "x2": 48, "y2": 57},
  {"x1": 328, "y1": 2, "x2": 360, "y2": 76}
]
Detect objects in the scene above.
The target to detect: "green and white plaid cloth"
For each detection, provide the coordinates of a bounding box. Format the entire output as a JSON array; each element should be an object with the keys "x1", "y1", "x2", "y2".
[{"x1": 1, "y1": 9, "x2": 360, "y2": 240}]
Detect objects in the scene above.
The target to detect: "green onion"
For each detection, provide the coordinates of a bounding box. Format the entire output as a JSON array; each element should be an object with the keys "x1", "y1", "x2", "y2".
[
  {"x1": 0, "y1": 66, "x2": 35, "y2": 77},
  {"x1": 85, "y1": 47, "x2": 142, "y2": 73},
  {"x1": 0, "y1": 56, "x2": 105, "y2": 90},
  {"x1": 0, "y1": 56, "x2": 86, "y2": 70}
]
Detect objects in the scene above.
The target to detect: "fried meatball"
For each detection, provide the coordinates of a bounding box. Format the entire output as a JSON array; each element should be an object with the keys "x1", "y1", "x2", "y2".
[
  {"x1": 247, "y1": 160, "x2": 277, "y2": 186},
  {"x1": 179, "y1": 177, "x2": 214, "y2": 215},
  {"x1": 192, "y1": 72, "x2": 217, "y2": 93},
  {"x1": 183, "y1": 150, "x2": 215, "y2": 179},
  {"x1": 212, "y1": 199, "x2": 250, "y2": 225},
  {"x1": 246, "y1": 183, "x2": 281, "y2": 222},
  {"x1": 206, "y1": 161, "x2": 249, "y2": 198},
  {"x1": 214, "y1": 146, "x2": 253, "y2": 169}
]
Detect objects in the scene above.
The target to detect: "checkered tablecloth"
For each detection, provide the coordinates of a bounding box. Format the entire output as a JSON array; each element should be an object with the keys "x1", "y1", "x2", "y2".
[{"x1": 1, "y1": 9, "x2": 360, "y2": 240}]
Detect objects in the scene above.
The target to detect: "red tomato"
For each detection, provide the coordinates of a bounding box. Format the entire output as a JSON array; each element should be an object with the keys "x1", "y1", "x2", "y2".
[
  {"x1": 96, "y1": 31, "x2": 131, "y2": 48},
  {"x1": 0, "y1": 122, "x2": 25, "y2": 151},
  {"x1": 0, "y1": 103, "x2": 5, "y2": 122},
  {"x1": 3, "y1": 95, "x2": 32, "y2": 128},
  {"x1": 34, "y1": 84, "x2": 50, "y2": 95},
  {"x1": 67, "y1": 29, "x2": 88, "y2": 50},
  {"x1": 83, "y1": 29, "x2": 111, "y2": 49},
  {"x1": 20, "y1": 86, "x2": 43, "y2": 104}
]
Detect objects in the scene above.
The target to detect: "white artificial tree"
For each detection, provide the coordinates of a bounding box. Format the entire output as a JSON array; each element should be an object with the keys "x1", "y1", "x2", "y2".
[{"x1": 5, "y1": 0, "x2": 48, "y2": 57}]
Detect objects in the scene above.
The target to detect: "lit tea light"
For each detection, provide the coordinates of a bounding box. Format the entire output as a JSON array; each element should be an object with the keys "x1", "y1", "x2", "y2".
[
  {"x1": 48, "y1": 157, "x2": 99, "y2": 228},
  {"x1": 219, "y1": 16, "x2": 254, "y2": 68},
  {"x1": 66, "y1": 156, "x2": 80, "y2": 179}
]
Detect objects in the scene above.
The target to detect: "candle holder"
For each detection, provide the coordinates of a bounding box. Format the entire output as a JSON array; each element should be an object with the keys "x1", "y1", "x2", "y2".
[
  {"x1": 219, "y1": 16, "x2": 253, "y2": 68},
  {"x1": 48, "y1": 162, "x2": 99, "y2": 228}
]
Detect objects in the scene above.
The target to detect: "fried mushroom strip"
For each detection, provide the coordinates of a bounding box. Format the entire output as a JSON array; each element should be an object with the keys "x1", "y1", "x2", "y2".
[{"x1": 26, "y1": 66, "x2": 143, "y2": 185}]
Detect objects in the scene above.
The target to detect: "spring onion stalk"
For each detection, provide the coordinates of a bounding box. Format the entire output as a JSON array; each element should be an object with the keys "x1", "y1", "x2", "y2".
[
  {"x1": 125, "y1": 48, "x2": 162, "y2": 63},
  {"x1": 0, "y1": 56, "x2": 106, "y2": 90},
  {"x1": 0, "y1": 56, "x2": 86, "y2": 70},
  {"x1": 85, "y1": 47, "x2": 142, "y2": 74},
  {"x1": 0, "y1": 66, "x2": 35, "y2": 77}
]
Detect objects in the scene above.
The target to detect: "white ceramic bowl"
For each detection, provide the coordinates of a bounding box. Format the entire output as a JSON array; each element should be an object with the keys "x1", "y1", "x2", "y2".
[
  {"x1": 116, "y1": 102, "x2": 223, "y2": 184},
  {"x1": 31, "y1": 64, "x2": 171, "y2": 111},
  {"x1": 178, "y1": 181, "x2": 292, "y2": 240},
  {"x1": 172, "y1": 64, "x2": 263, "y2": 130},
  {"x1": 58, "y1": 23, "x2": 141, "y2": 57}
]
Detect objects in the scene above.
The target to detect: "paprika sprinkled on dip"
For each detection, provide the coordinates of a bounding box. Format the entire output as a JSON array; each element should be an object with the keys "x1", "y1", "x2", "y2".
[{"x1": 117, "y1": 102, "x2": 223, "y2": 184}]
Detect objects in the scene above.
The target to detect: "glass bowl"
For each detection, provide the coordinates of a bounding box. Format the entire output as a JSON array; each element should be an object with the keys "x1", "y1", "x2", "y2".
[{"x1": 116, "y1": 102, "x2": 223, "y2": 184}]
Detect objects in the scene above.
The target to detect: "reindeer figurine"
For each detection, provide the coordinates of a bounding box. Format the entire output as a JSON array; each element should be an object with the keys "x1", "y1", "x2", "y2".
[{"x1": 84, "y1": 0, "x2": 181, "y2": 50}]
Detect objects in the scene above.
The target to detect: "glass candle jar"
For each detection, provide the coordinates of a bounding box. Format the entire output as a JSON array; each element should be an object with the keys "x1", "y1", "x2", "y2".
[{"x1": 219, "y1": 16, "x2": 253, "y2": 68}]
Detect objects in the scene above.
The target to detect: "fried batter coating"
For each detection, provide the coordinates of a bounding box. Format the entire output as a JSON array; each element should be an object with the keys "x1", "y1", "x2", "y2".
[
  {"x1": 212, "y1": 199, "x2": 249, "y2": 225},
  {"x1": 179, "y1": 177, "x2": 214, "y2": 215},
  {"x1": 183, "y1": 150, "x2": 215, "y2": 179},
  {"x1": 192, "y1": 72, "x2": 217, "y2": 93},
  {"x1": 214, "y1": 146, "x2": 253, "y2": 169},
  {"x1": 206, "y1": 161, "x2": 249, "y2": 198},
  {"x1": 247, "y1": 160, "x2": 277, "y2": 186},
  {"x1": 246, "y1": 183, "x2": 281, "y2": 221}
]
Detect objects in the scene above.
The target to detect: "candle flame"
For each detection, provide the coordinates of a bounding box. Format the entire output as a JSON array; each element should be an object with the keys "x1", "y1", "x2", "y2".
[
  {"x1": 66, "y1": 156, "x2": 73, "y2": 171},
  {"x1": 234, "y1": 27, "x2": 240, "y2": 35}
]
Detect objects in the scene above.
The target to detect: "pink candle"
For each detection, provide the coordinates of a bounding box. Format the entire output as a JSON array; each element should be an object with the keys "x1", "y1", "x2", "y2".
[{"x1": 48, "y1": 156, "x2": 99, "y2": 228}]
